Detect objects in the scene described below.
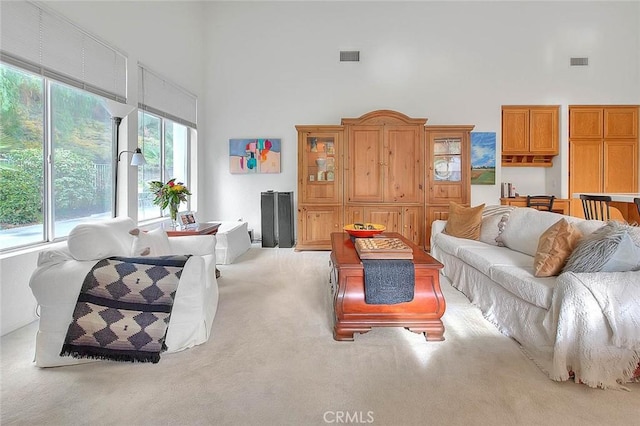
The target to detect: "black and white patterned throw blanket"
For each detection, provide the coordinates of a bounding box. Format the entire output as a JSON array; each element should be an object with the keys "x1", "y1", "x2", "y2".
[{"x1": 60, "y1": 255, "x2": 190, "y2": 364}]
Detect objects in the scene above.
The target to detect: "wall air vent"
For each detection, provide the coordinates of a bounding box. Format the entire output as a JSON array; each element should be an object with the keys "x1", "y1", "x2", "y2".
[
  {"x1": 340, "y1": 51, "x2": 360, "y2": 62},
  {"x1": 570, "y1": 57, "x2": 589, "y2": 66}
]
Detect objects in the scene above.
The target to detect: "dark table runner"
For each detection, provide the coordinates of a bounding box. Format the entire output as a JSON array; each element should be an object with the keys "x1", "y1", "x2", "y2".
[{"x1": 362, "y1": 259, "x2": 415, "y2": 304}]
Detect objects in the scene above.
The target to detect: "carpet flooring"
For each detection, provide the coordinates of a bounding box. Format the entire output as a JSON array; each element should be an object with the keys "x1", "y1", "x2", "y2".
[{"x1": 1, "y1": 246, "x2": 638, "y2": 425}]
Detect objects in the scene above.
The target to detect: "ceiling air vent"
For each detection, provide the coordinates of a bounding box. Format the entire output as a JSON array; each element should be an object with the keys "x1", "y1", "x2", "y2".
[
  {"x1": 570, "y1": 57, "x2": 589, "y2": 66},
  {"x1": 340, "y1": 51, "x2": 360, "y2": 62}
]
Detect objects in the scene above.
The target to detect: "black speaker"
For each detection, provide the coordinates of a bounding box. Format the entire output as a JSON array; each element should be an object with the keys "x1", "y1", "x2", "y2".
[
  {"x1": 277, "y1": 191, "x2": 295, "y2": 248},
  {"x1": 261, "y1": 191, "x2": 277, "y2": 247}
]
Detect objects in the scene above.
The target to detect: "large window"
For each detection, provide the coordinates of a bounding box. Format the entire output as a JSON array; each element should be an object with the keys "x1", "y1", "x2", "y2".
[
  {"x1": 1, "y1": 1, "x2": 127, "y2": 251},
  {"x1": 136, "y1": 63, "x2": 196, "y2": 221},
  {"x1": 0, "y1": 63, "x2": 114, "y2": 251},
  {"x1": 137, "y1": 111, "x2": 190, "y2": 220}
]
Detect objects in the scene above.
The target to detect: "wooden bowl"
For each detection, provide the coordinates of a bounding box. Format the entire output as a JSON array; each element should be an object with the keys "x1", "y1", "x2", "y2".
[{"x1": 343, "y1": 223, "x2": 386, "y2": 238}]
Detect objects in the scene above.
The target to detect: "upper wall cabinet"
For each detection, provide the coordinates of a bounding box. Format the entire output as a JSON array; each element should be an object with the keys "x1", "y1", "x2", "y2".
[
  {"x1": 501, "y1": 105, "x2": 559, "y2": 167},
  {"x1": 569, "y1": 106, "x2": 638, "y2": 139}
]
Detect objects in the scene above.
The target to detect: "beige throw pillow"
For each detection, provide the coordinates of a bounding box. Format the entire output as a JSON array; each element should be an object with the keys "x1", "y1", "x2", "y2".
[
  {"x1": 533, "y1": 218, "x2": 583, "y2": 277},
  {"x1": 479, "y1": 205, "x2": 516, "y2": 246},
  {"x1": 444, "y1": 202, "x2": 485, "y2": 240}
]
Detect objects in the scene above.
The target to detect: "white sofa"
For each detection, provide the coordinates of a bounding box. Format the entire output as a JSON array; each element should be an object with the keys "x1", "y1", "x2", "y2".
[
  {"x1": 214, "y1": 221, "x2": 251, "y2": 264},
  {"x1": 29, "y1": 217, "x2": 219, "y2": 367},
  {"x1": 431, "y1": 207, "x2": 640, "y2": 389}
]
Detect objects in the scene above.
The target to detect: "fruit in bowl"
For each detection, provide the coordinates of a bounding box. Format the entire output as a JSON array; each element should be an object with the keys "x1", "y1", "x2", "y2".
[{"x1": 343, "y1": 223, "x2": 386, "y2": 238}]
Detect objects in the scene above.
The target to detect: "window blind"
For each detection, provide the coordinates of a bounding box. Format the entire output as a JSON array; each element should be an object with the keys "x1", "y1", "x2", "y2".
[
  {"x1": 138, "y1": 64, "x2": 198, "y2": 129},
  {"x1": 0, "y1": 1, "x2": 127, "y2": 102}
]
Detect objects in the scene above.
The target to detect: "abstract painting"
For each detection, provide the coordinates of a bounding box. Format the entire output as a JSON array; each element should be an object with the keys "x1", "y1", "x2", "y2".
[
  {"x1": 229, "y1": 138, "x2": 281, "y2": 174},
  {"x1": 470, "y1": 132, "x2": 496, "y2": 185}
]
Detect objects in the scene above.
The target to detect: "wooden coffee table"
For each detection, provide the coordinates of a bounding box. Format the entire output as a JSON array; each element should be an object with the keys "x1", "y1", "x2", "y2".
[{"x1": 330, "y1": 232, "x2": 446, "y2": 342}]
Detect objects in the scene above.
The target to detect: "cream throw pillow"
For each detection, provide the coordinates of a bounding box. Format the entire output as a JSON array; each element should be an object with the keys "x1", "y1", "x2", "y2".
[
  {"x1": 533, "y1": 218, "x2": 583, "y2": 277},
  {"x1": 130, "y1": 227, "x2": 171, "y2": 256},
  {"x1": 68, "y1": 218, "x2": 135, "y2": 261},
  {"x1": 444, "y1": 202, "x2": 485, "y2": 240}
]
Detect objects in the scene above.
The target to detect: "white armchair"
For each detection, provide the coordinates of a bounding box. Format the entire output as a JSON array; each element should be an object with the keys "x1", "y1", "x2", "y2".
[{"x1": 29, "y1": 217, "x2": 218, "y2": 367}]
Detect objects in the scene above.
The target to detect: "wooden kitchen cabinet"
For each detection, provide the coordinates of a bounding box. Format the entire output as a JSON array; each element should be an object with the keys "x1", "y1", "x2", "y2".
[
  {"x1": 569, "y1": 107, "x2": 603, "y2": 139},
  {"x1": 501, "y1": 105, "x2": 559, "y2": 167},
  {"x1": 604, "y1": 107, "x2": 638, "y2": 138},
  {"x1": 569, "y1": 106, "x2": 638, "y2": 139},
  {"x1": 568, "y1": 105, "x2": 639, "y2": 217}
]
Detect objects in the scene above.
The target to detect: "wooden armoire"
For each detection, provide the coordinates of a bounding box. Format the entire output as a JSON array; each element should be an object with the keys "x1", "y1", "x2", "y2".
[{"x1": 296, "y1": 110, "x2": 473, "y2": 251}]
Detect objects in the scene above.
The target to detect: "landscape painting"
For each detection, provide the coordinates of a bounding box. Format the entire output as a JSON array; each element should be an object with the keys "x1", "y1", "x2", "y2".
[
  {"x1": 229, "y1": 138, "x2": 281, "y2": 174},
  {"x1": 470, "y1": 132, "x2": 496, "y2": 185}
]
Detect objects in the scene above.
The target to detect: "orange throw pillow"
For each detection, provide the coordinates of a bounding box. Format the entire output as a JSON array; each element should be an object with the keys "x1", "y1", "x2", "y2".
[
  {"x1": 444, "y1": 202, "x2": 485, "y2": 240},
  {"x1": 534, "y1": 218, "x2": 583, "y2": 277}
]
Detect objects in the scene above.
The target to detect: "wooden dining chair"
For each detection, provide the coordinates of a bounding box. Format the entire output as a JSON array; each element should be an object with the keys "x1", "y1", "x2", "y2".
[
  {"x1": 580, "y1": 194, "x2": 611, "y2": 220},
  {"x1": 526, "y1": 195, "x2": 555, "y2": 212}
]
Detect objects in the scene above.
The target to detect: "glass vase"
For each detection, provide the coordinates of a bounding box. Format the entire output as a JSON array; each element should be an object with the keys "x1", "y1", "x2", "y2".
[{"x1": 169, "y1": 202, "x2": 180, "y2": 228}]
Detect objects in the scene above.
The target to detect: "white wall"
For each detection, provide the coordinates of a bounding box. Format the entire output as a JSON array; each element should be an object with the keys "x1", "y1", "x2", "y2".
[{"x1": 203, "y1": 1, "x2": 639, "y2": 237}]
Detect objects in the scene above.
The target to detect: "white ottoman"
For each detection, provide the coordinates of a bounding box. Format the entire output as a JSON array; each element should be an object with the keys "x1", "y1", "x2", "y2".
[{"x1": 215, "y1": 221, "x2": 251, "y2": 264}]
